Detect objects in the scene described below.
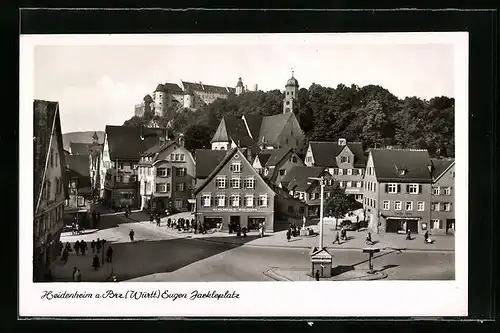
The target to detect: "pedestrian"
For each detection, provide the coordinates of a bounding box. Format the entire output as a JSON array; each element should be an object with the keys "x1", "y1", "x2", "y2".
[
  {"x1": 72, "y1": 267, "x2": 78, "y2": 281},
  {"x1": 315, "y1": 270, "x2": 320, "y2": 281},
  {"x1": 91, "y1": 240, "x2": 96, "y2": 253},
  {"x1": 333, "y1": 232, "x2": 340, "y2": 244},
  {"x1": 424, "y1": 230, "x2": 429, "y2": 243},
  {"x1": 167, "y1": 218, "x2": 171, "y2": 228},
  {"x1": 96, "y1": 238, "x2": 102, "y2": 253},
  {"x1": 65, "y1": 242, "x2": 72, "y2": 252},
  {"x1": 106, "y1": 246, "x2": 113, "y2": 263},
  {"x1": 150, "y1": 214, "x2": 154, "y2": 224},
  {"x1": 60, "y1": 248, "x2": 68, "y2": 264},
  {"x1": 129, "y1": 229, "x2": 135, "y2": 242},
  {"x1": 73, "y1": 240, "x2": 80, "y2": 255},
  {"x1": 92, "y1": 255, "x2": 100, "y2": 271},
  {"x1": 76, "y1": 268, "x2": 82, "y2": 282},
  {"x1": 81, "y1": 240, "x2": 87, "y2": 256},
  {"x1": 286, "y1": 229, "x2": 291, "y2": 242},
  {"x1": 406, "y1": 229, "x2": 412, "y2": 240},
  {"x1": 156, "y1": 216, "x2": 161, "y2": 227},
  {"x1": 97, "y1": 212, "x2": 101, "y2": 226},
  {"x1": 366, "y1": 232, "x2": 373, "y2": 245}
]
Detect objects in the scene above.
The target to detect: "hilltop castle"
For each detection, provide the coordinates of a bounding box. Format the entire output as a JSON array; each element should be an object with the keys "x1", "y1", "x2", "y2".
[{"x1": 134, "y1": 77, "x2": 256, "y2": 117}]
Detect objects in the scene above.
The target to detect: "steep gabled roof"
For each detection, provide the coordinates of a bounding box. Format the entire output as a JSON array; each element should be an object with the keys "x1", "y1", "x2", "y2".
[
  {"x1": 69, "y1": 142, "x2": 92, "y2": 156},
  {"x1": 65, "y1": 155, "x2": 90, "y2": 177},
  {"x1": 370, "y1": 149, "x2": 432, "y2": 183},
  {"x1": 105, "y1": 125, "x2": 166, "y2": 161},
  {"x1": 257, "y1": 148, "x2": 291, "y2": 167},
  {"x1": 242, "y1": 114, "x2": 263, "y2": 139},
  {"x1": 194, "y1": 147, "x2": 275, "y2": 196},
  {"x1": 194, "y1": 149, "x2": 229, "y2": 179},
  {"x1": 310, "y1": 141, "x2": 366, "y2": 167},
  {"x1": 33, "y1": 100, "x2": 69, "y2": 208},
  {"x1": 257, "y1": 113, "x2": 293, "y2": 146},
  {"x1": 431, "y1": 158, "x2": 455, "y2": 182},
  {"x1": 211, "y1": 116, "x2": 255, "y2": 148},
  {"x1": 279, "y1": 166, "x2": 326, "y2": 192}
]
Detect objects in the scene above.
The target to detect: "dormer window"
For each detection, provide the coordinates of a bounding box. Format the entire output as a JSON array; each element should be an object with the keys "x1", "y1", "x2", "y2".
[
  {"x1": 398, "y1": 169, "x2": 407, "y2": 176},
  {"x1": 338, "y1": 138, "x2": 346, "y2": 146}
]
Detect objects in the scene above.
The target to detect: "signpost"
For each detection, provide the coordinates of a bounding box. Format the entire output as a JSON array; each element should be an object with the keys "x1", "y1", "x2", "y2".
[{"x1": 362, "y1": 247, "x2": 381, "y2": 274}]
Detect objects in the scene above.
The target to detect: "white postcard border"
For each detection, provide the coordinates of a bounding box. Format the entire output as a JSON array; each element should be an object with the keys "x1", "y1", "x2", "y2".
[{"x1": 19, "y1": 32, "x2": 468, "y2": 317}]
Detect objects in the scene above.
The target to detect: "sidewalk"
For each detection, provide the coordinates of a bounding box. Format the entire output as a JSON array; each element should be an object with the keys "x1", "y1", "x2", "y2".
[
  {"x1": 264, "y1": 268, "x2": 387, "y2": 281},
  {"x1": 92, "y1": 205, "x2": 455, "y2": 252}
]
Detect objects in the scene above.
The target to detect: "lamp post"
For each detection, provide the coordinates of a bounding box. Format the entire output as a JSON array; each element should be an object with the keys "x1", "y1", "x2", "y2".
[{"x1": 308, "y1": 176, "x2": 325, "y2": 249}]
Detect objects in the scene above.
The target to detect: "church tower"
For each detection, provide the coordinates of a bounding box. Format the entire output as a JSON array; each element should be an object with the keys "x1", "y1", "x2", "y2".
[
  {"x1": 283, "y1": 71, "x2": 299, "y2": 113},
  {"x1": 236, "y1": 77, "x2": 244, "y2": 95}
]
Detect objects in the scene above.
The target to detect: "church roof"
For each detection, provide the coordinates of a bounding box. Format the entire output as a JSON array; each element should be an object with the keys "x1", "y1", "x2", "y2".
[
  {"x1": 242, "y1": 114, "x2": 263, "y2": 139},
  {"x1": 286, "y1": 76, "x2": 299, "y2": 87},
  {"x1": 257, "y1": 148, "x2": 292, "y2": 167},
  {"x1": 257, "y1": 113, "x2": 293, "y2": 146}
]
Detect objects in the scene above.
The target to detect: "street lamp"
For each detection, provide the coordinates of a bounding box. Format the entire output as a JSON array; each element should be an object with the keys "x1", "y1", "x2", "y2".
[{"x1": 308, "y1": 176, "x2": 325, "y2": 249}]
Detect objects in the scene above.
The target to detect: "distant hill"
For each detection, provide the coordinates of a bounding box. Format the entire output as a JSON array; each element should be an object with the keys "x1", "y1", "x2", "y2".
[{"x1": 62, "y1": 131, "x2": 104, "y2": 151}]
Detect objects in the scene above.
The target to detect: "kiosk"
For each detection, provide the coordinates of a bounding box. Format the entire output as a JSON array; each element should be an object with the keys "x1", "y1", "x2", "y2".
[
  {"x1": 362, "y1": 247, "x2": 380, "y2": 274},
  {"x1": 310, "y1": 247, "x2": 333, "y2": 278}
]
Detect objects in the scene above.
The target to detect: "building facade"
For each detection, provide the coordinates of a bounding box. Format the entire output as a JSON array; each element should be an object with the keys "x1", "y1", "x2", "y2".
[
  {"x1": 252, "y1": 148, "x2": 304, "y2": 185},
  {"x1": 33, "y1": 100, "x2": 69, "y2": 281},
  {"x1": 194, "y1": 148, "x2": 276, "y2": 232},
  {"x1": 305, "y1": 139, "x2": 366, "y2": 202},
  {"x1": 363, "y1": 149, "x2": 433, "y2": 235},
  {"x1": 100, "y1": 126, "x2": 168, "y2": 208},
  {"x1": 430, "y1": 159, "x2": 455, "y2": 235},
  {"x1": 88, "y1": 131, "x2": 103, "y2": 197},
  {"x1": 137, "y1": 136, "x2": 196, "y2": 212}
]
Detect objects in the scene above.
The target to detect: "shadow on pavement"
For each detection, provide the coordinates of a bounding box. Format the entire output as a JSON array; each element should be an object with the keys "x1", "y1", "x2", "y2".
[
  {"x1": 54, "y1": 235, "x2": 246, "y2": 282},
  {"x1": 377, "y1": 264, "x2": 399, "y2": 273},
  {"x1": 331, "y1": 265, "x2": 354, "y2": 277},
  {"x1": 193, "y1": 234, "x2": 272, "y2": 246}
]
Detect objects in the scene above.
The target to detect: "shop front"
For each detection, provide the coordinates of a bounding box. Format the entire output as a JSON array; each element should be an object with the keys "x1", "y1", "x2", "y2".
[
  {"x1": 197, "y1": 207, "x2": 274, "y2": 232},
  {"x1": 385, "y1": 217, "x2": 420, "y2": 234}
]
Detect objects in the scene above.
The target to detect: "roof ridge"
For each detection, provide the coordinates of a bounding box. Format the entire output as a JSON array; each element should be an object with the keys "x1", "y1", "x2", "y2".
[{"x1": 371, "y1": 148, "x2": 429, "y2": 151}]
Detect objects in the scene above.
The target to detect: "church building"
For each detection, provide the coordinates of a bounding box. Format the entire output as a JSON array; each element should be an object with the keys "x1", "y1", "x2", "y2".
[{"x1": 210, "y1": 73, "x2": 306, "y2": 153}]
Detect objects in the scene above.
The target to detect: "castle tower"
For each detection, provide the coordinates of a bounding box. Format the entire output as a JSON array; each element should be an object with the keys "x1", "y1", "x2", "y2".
[
  {"x1": 153, "y1": 83, "x2": 165, "y2": 116},
  {"x1": 283, "y1": 70, "x2": 299, "y2": 113},
  {"x1": 236, "y1": 77, "x2": 244, "y2": 95},
  {"x1": 92, "y1": 131, "x2": 99, "y2": 144}
]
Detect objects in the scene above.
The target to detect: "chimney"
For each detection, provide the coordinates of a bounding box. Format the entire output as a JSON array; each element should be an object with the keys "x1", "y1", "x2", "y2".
[
  {"x1": 178, "y1": 133, "x2": 185, "y2": 147},
  {"x1": 338, "y1": 138, "x2": 346, "y2": 146}
]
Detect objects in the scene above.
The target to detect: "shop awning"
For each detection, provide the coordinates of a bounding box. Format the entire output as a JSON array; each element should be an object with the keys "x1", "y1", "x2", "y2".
[
  {"x1": 385, "y1": 216, "x2": 420, "y2": 220},
  {"x1": 188, "y1": 199, "x2": 196, "y2": 204}
]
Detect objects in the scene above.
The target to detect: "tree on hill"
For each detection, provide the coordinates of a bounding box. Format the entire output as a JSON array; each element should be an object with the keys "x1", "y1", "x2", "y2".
[{"x1": 183, "y1": 124, "x2": 214, "y2": 151}]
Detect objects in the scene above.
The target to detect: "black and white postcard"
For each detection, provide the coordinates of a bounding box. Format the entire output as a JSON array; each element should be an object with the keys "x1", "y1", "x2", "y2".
[{"x1": 20, "y1": 32, "x2": 468, "y2": 317}]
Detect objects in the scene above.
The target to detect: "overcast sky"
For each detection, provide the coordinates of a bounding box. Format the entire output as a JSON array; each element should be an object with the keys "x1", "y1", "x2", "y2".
[{"x1": 33, "y1": 39, "x2": 454, "y2": 133}]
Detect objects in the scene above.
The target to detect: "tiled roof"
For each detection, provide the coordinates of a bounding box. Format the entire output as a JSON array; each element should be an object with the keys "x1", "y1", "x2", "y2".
[
  {"x1": 194, "y1": 149, "x2": 228, "y2": 179},
  {"x1": 194, "y1": 148, "x2": 275, "y2": 195},
  {"x1": 66, "y1": 155, "x2": 90, "y2": 177},
  {"x1": 69, "y1": 142, "x2": 92, "y2": 156},
  {"x1": 310, "y1": 141, "x2": 366, "y2": 167},
  {"x1": 242, "y1": 114, "x2": 263, "y2": 139},
  {"x1": 431, "y1": 158, "x2": 455, "y2": 181},
  {"x1": 370, "y1": 149, "x2": 432, "y2": 183},
  {"x1": 279, "y1": 166, "x2": 326, "y2": 192},
  {"x1": 33, "y1": 100, "x2": 69, "y2": 208},
  {"x1": 182, "y1": 81, "x2": 234, "y2": 95},
  {"x1": 258, "y1": 148, "x2": 291, "y2": 167},
  {"x1": 163, "y1": 83, "x2": 183, "y2": 94},
  {"x1": 105, "y1": 126, "x2": 166, "y2": 161},
  {"x1": 257, "y1": 113, "x2": 293, "y2": 146},
  {"x1": 212, "y1": 116, "x2": 256, "y2": 148}
]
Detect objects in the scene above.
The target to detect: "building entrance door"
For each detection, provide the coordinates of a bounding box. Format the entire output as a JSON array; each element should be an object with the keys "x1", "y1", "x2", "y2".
[
  {"x1": 248, "y1": 217, "x2": 265, "y2": 231},
  {"x1": 406, "y1": 220, "x2": 418, "y2": 234},
  {"x1": 229, "y1": 216, "x2": 241, "y2": 233}
]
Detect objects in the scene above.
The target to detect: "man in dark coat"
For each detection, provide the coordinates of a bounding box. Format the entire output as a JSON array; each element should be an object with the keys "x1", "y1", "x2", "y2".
[
  {"x1": 91, "y1": 240, "x2": 96, "y2": 253},
  {"x1": 106, "y1": 246, "x2": 114, "y2": 263},
  {"x1": 315, "y1": 270, "x2": 320, "y2": 281},
  {"x1": 96, "y1": 238, "x2": 102, "y2": 253},
  {"x1": 92, "y1": 255, "x2": 100, "y2": 271},
  {"x1": 286, "y1": 229, "x2": 291, "y2": 242},
  {"x1": 80, "y1": 240, "x2": 87, "y2": 255}
]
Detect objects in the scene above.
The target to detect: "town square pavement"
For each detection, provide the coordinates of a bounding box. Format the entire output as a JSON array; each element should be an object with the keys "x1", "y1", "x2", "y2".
[{"x1": 51, "y1": 206, "x2": 455, "y2": 282}]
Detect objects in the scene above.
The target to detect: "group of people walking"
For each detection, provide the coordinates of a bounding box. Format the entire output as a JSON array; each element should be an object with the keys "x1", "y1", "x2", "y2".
[
  {"x1": 58, "y1": 237, "x2": 115, "y2": 281},
  {"x1": 286, "y1": 224, "x2": 300, "y2": 242}
]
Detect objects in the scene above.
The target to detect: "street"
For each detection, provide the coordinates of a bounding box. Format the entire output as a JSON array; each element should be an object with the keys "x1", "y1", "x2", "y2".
[{"x1": 54, "y1": 207, "x2": 454, "y2": 282}]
